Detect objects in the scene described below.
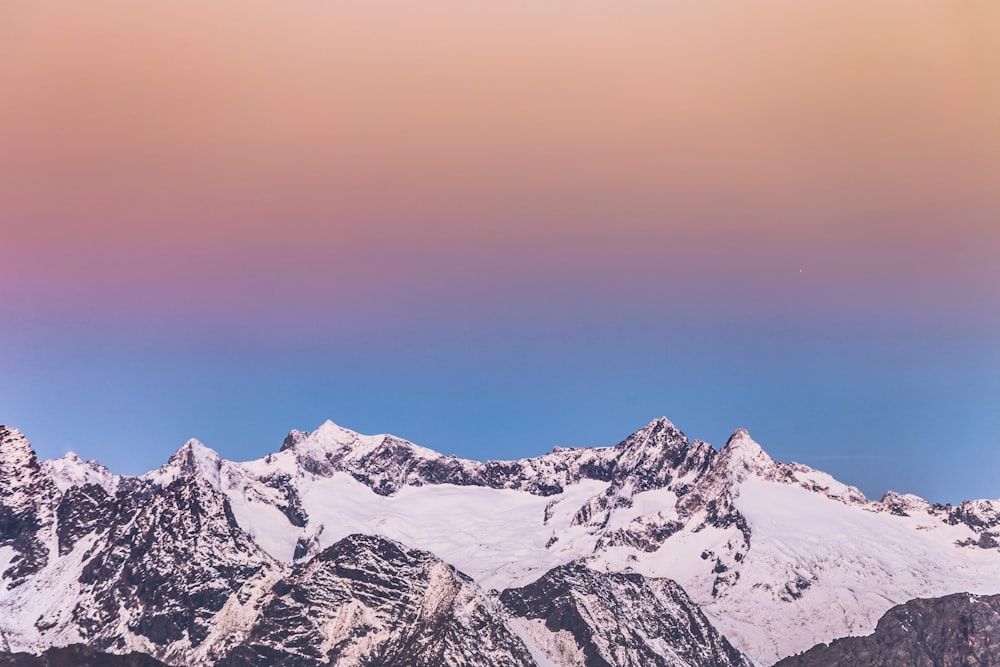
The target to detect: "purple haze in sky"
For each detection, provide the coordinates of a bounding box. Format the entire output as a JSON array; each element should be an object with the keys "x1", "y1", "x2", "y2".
[{"x1": 2, "y1": 1, "x2": 999, "y2": 502}]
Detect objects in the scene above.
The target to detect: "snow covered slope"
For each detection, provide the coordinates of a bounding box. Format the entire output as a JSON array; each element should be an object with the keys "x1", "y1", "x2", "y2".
[
  {"x1": 211, "y1": 419, "x2": 1000, "y2": 664},
  {"x1": 3, "y1": 419, "x2": 1000, "y2": 666}
]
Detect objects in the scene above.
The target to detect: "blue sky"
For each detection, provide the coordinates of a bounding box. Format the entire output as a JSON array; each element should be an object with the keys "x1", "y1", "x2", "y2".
[
  {"x1": 2, "y1": 1, "x2": 999, "y2": 505},
  {"x1": 4, "y1": 298, "x2": 998, "y2": 504}
]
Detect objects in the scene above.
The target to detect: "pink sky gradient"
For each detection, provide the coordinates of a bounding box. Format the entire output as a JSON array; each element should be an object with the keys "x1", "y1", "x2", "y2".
[
  {"x1": 3, "y1": 2, "x2": 998, "y2": 330},
  {"x1": 1, "y1": 1, "x2": 999, "y2": 500}
]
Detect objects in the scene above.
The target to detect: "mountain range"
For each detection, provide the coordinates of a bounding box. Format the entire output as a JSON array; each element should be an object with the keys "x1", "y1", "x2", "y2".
[{"x1": 3, "y1": 418, "x2": 1000, "y2": 666}]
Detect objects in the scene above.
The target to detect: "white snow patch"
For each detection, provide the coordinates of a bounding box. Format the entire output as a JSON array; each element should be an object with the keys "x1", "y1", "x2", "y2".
[
  {"x1": 42, "y1": 453, "x2": 118, "y2": 494},
  {"x1": 506, "y1": 617, "x2": 586, "y2": 667},
  {"x1": 702, "y1": 477, "x2": 1000, "y2": 665},
  {"x1": 288, "y1": 474, "x2": 609, "y2": 590}
]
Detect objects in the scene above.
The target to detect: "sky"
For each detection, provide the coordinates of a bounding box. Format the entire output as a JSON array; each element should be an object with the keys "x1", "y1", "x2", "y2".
[{"x1": 1, "y1": 1, "x2": 999, "y2": 503}]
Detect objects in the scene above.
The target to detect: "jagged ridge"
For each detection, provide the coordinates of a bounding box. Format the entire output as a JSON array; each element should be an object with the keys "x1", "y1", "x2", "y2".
[{"x1": 3, "y1": 418, "x2": 1000, "y2": 666}]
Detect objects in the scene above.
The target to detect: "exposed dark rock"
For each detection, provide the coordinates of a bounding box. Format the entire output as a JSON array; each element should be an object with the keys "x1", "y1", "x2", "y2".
[
  {"x1": 218, "y1": 534, "x2": 535, "y2": 667},
  {"x1": 501, "y1": 561, "x2": 751, "y2": 667},
  {"x1": 56, "y1": 484, "x2": 113, "y2": 556},
  {"x1": 290, "y1": 419, "x2": 713, "y2": 500},
  {"x1": 943, "y1": 500, "x2": 1000, "y2": 549},
  {"x1": 71, "y1": 475, "x2": 267, "y2": 655},
  {"x1": 610, "y1": 418, "x2": 716, "y2": 493},
  {"x1": 0, "y1": 426, "x2": 57, "y2": 587},
  {"x1": 773, "y1": 592, "x2": 1000, "y2": 667},
  {"x1": 0, "y1": 645, "x2": 170, "y2": 666},
  {"x1": 259, "y1": 474, "x2": 309, "y2": 528},
  {"x1": 280, "y1": 430, "x2": 309, "y2": 452}
]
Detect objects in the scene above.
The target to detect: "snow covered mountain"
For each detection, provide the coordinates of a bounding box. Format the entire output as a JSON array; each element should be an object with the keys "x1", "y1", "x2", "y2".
[{"x1": 2, "y1": 418, "x2": 1000, "y2": 666}]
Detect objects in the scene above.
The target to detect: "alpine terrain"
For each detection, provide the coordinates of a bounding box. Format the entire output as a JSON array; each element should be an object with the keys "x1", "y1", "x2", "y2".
[
  {"x1": 2, "y1": 418, "x2": 1000, "y2": 666},
  {"x1": 774, "y1": 592, "x2": 1000, "y2": 667}
]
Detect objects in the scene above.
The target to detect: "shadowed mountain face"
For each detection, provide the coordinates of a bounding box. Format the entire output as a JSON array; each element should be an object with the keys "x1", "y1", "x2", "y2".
[
  {"x1": 773, "y1": 592, "x2": 1000, "y2": 667},
  {"x1": 0, "y1": 645, "x2": 170, "y2": 666},
  {"x1": 216, "y1": 534, "x2": 536, "y2": 667},
  {"x1": 218, "y1": 534, "x2": 749, "y2": 667},
  {"x1": 500, "y1": 562, "x2": 750, "y2": 667}
]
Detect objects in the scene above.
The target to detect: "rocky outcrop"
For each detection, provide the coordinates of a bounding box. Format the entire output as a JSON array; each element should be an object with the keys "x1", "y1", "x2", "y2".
[
  {"x1": 0, "y1": 426, "x2": 58, "y2": 588},
  {"x1": 0, "y1": 645, "x2": 169, "y2": 666},
  {"x1": 218, "y1": 534, "x2": 535, "y2": 666},
  {"x1": 71, "y1": 475, "x2": 270, "y2": 658},
  {"x1": 501, "y1": 561, "x2": 751, "y2": 667},
  {"x1": 773, "y1": 592, "x2": 1000, "y2": 667},
  {"x1": 282, "y1": 420, "x2": 617, "y2": 497}
]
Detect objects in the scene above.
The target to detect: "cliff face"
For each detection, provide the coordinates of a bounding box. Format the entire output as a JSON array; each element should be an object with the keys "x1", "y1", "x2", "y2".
[
  {"x1": 500, "y1": 561, "x2": 750, "y2": 667},
  {"x1": 773, "y1": 592, "x2": 1000, "y2": 667},
  {"x1": 0, "y1": 645, "x2": 170, "y2": 667},
  {"x1": 215, "y1": 534, "x2": 537, "y2": 667}
]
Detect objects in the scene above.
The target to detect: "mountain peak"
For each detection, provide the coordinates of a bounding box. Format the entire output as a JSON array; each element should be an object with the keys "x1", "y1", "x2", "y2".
[
  {"x1": 646, "y1": 416, "x2": 678, "y2": 430},
  {"x1": 152, "y1": 438, "x2": 223, "y2": 488},
  {"x1": 639, "y1": 416, "x2": 683, "y2": 439},
  {"x1": 0, "y1": 424, "x2": 43, "y2": 493},
  {"x1": 315, "y1": 418, "x2": 350, "y2": 432},
  {"x1": 298, "y1": 420, "x2": 430, "y2": 462},
  {"x1": 880, "y1": 490, "x2": 930, "y2": 516},
  {"x1": 309, "y1": 419, "x2": 364, "y2": 447},
  {"x1": 169, "y1": 436, "x2": 217, "y2": 457},
  {"x1": 617, "y1": 416, "x2": 686, "y2": 452},
  {"x1": 606, "y1": 417, "x2": 715, "y2": 493},
  {"x1": 42, "y1": 451, "x2": 118, "y2": 494},
  {"x1": 0, "y1": 424, "x2": 35, "y2": 462},
  {"x1": 719, "y1": 428, "x2": 775, "y2": 480},
  {"x1": 723, "y1": 428, "x2": 761, "y2": 452},
  {"x1": 280, "y1": 429, "x2": 309, "y2": 451}
]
